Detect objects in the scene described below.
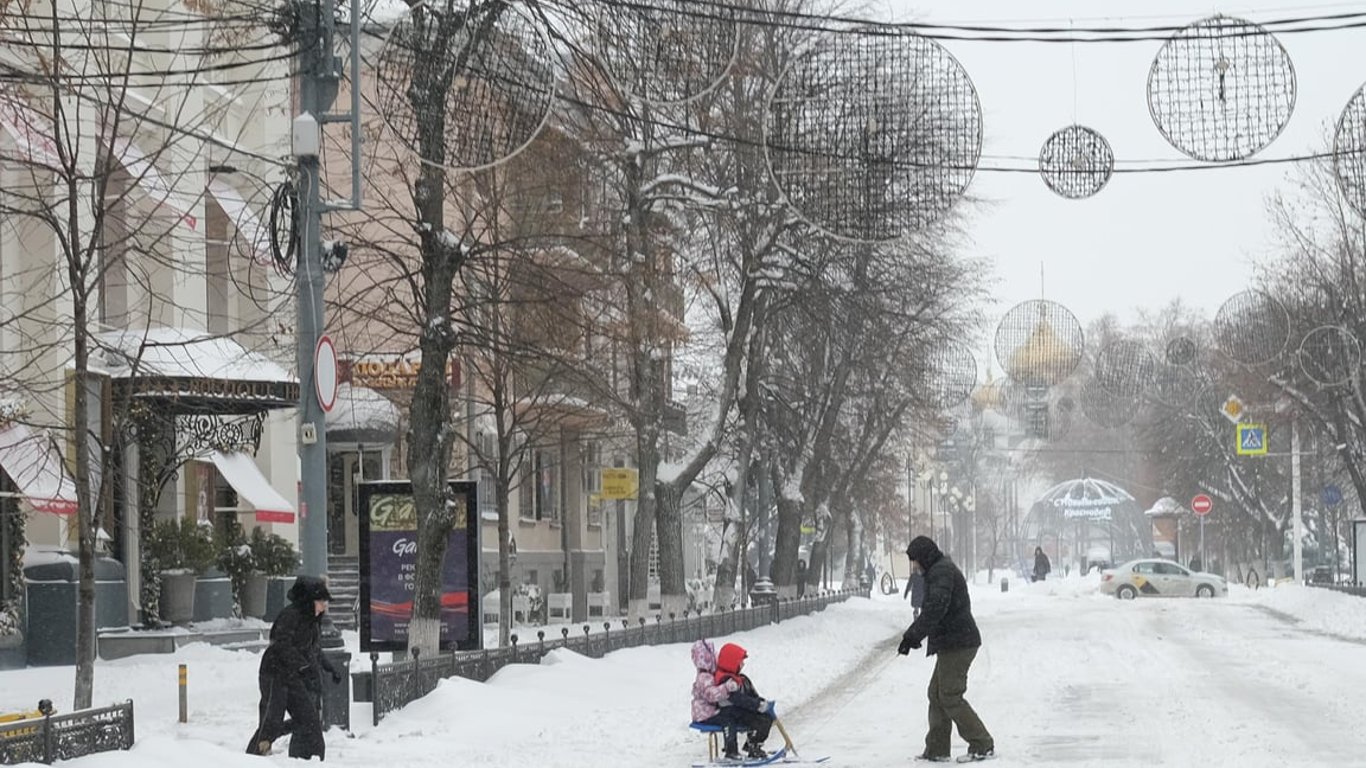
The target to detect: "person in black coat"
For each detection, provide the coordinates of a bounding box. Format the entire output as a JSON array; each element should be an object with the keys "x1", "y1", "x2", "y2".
[
  {"x1": 247, "y1": 576, "x2": 337, "y2": 760},
  {"x1": 897, "y1": 536, "x2": 994, "y2": 762},
  {"x1": 903, "y1": 566, "x2": 926, "y2": 618},
  {"x1": 1033, "y1": 546, "x2": 1051, "y2": 583}
]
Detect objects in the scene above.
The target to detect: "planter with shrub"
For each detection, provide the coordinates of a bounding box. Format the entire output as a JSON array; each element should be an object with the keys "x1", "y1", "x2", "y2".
[
  {"x1": 145, "y1": 518, "x2": 215, "y2": 624},
  {"x1": 247, "y1": 528, "x2": 299, "y2": 619}
]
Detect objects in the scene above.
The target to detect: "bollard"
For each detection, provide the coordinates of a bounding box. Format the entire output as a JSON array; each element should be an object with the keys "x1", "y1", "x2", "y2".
[
  {"x1": 178, "y1": 664, "x2": 187, "y2": 723},
  {"x1": 1000, "y1": 577, "x2": 1009, "y2": 593}
]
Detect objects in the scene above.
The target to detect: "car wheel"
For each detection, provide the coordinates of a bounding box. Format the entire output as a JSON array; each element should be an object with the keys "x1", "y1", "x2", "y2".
[
  {"x1": 1116, "y1": 584, "x2": 1138, "y2": 600},
  {"x1": 1196, "y1": 584, "x2": 1215, "y2": 598}
]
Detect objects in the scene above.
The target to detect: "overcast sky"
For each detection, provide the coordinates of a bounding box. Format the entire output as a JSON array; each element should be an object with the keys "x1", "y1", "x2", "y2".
[{"x1": 871, "y1": 0, "x2": 1363, "y2": 340}]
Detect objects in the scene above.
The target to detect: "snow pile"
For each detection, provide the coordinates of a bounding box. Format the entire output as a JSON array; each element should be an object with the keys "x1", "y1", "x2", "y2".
[
  {"x1": 325, "y1": 384, "x2": 400, "y2": 434},
  {"x1": 1234, "y1": 583, "x2": 1366, "y2": 641},
  {"x1": 0, "y1": 598, "x2": 907, "y2": 768},
  {"x1": 98, "y1": 327, "x2": 291, "y2": 382}
]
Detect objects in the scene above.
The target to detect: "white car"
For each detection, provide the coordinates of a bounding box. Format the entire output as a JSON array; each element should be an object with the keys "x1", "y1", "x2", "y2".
[{"x1": 1099, "y1": 558, "x2": 1229, "y2": 599}]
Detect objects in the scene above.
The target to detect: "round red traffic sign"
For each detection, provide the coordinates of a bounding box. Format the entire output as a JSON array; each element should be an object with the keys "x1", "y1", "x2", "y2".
[
  {"x1": 1191, "y1": 494, "x2": 1213, "y2": 516},
  {"x1": 315, "y1": 335, "x2": 338, "y2": 413}
]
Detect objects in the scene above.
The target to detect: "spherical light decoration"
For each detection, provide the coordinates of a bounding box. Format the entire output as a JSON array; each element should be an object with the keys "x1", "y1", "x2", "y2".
[
  {"x1": 1166, "y1": 336, "x2": 1198, "y2": 366},
  {"x1": 1214, "y1": 289, "x2": 1290, "y2": 365},
  {"x1": 995, "y1": 300, "x2": 1085, "y2": 387},
  {"x1": 1038, "y1": 124, "x2": 1114, "y2": 199},
  {"x1": 1333, "y1": 83, "x2": 1366, "y2": 218},
  {"x1": 1146, "y1": 15, "x2": 1295, "y2": 162},
  {"x1": 925, "y1": 341, "x2": 978, "y2": 410},
  {"x1": 1095, "y1": 339, "x2": 1157, "y2": 399},
  {"x1": 1150, "y1": 363, "x2": 1202, "y2": 409},
  {"x1": 1080, "y1": 377, "x2": 1135, "y2": 429},
  {"x1": 1299, "y1": 325, "x2": 1361, "y2": 387},
  {"x1": 594, "y1": 0, "x2": 738, "y2": 105},
  {"x1": 765, "y1": 30, "x2": 982, "y2": 242},
  {"x1": 374, "y1": 2, "x2": 554, "y2": 171}
]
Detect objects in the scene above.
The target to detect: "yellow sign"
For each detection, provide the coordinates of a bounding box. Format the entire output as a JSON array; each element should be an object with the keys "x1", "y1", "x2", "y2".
[
  {"x1": 600, "y1": 468, "x2": 639, "y2": 500},
  {"x1": 1221, "y1": 395, "x2": 1245, "y2": 424}
]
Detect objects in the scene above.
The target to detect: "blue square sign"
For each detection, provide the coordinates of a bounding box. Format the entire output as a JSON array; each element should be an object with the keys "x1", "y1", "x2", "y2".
[{"x1": 1236, "y1": 423, "x2": 1267, "y2": 456}]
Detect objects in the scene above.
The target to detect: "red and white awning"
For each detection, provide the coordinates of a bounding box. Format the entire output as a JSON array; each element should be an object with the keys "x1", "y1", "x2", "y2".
[
  {"x1": 0, "y1": 422, "x2": 78, "y2": 516},
  {"x1": 209, "y1": 450, "x2": 294, "y2": 524}
]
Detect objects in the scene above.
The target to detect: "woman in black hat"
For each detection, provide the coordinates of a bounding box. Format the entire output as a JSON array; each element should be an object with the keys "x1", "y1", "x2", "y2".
[{"x1": 247, "y1": 575, "x2": 336, "y2": 760}]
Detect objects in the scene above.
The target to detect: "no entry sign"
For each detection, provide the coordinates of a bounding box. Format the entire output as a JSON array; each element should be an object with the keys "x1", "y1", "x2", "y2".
[{"x1": 1191, "y1": 494, "x2": 1213, "y2": 516}]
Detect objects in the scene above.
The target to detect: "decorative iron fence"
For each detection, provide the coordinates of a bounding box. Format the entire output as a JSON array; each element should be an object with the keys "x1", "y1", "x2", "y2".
[
  {"x1": 0, "y1": 700, "x2": 134, "y2": 765},
  {"x1": 368, "y1": 587, "x2": 865, "y2": 724}
]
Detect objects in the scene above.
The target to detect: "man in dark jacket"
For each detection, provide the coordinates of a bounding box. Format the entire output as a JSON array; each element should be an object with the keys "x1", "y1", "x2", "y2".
[
  {"x1": 903, "y1": 566, "x2": 926, "y2": 618},
  {"x1": 247, "y1": 576, "x2": 337, "y2": 760},
  {"x1": 1033, "y1": 546, "x2": 1051, "y2": 583},
  {"x1": 897, "y1": 536, "x2": 994, "y2": 763}
]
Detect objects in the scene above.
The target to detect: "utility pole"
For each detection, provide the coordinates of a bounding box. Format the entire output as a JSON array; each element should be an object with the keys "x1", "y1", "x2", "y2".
[
  {"x1": 1292, "y1": 416, "x2": 1303, "y2": 583},
  {"x1": 294, "y1": 0, "x2": 364, "y2": 577}
]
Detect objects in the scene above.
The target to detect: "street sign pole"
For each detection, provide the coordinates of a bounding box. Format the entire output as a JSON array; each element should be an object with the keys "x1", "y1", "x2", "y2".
[
  {"x1": 1199, "y1": 515, "x2": 1205, "y2": 572},
  {"x1": 1292, "y1": 417, "x2": 1303, "y2": 583},
  {"x1": 1190, "y1": 494, "x2": 1212, "y2": 570}
]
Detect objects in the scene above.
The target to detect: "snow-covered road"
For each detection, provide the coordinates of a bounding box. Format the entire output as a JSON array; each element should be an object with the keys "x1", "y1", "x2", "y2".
[
  {"x1": 4, "y1": 578, "x2": 1366, "y2": 768},
  {"x1": 788, "y1": 586, "x2": 1366, "y2": 766}
]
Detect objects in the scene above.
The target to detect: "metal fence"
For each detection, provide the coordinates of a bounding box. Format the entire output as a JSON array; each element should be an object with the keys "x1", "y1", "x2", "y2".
[
  {"x1": 369, "y1": 587, "x2": 866, "y2": 724},
  {"x1": 1307, "y1": 583, "x2": 1366, "y2": 598},
  {"x1": 0, "y1": 701, "x2": 135, "y2": 765}
]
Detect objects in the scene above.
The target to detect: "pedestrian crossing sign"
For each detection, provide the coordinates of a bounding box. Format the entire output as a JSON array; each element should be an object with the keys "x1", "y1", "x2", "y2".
[{"x1": 1236, "y1": 423, "x2": 1268, "y2": 456}]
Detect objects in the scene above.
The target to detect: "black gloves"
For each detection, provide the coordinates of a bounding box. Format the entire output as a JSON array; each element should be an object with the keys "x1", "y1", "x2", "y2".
[{"x1": 897, "y1": 631, "x2": 922, "y2": 655}]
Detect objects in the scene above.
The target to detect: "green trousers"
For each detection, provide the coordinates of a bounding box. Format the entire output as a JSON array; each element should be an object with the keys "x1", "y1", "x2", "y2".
[{"x1": 924, "y1": 647, "x2": 993, "y2": 757}]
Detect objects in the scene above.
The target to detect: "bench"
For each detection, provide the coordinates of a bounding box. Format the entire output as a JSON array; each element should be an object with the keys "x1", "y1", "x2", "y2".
[{"x1": 548, "y1": 593, "x2": 572, "y2": 620}]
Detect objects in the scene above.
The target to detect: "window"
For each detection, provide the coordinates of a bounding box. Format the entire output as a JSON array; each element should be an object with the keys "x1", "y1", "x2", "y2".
[
  {"x1": 476, "y1": 430, "x2": 498, "y2": 518},
  {"x1": 582, "y1": 440, "x2": 601, "y2": 494},
  {"x1": 1155, "y1": 563, "x2": 1190, "y2": 577},
  {"x1": 1133, "y1": 562, "x2": 1157, "y2": 574},
  {"x1": 205, "y1": 198, "x2": 231, "y2": 334},
  {"x1": 98, "y1": 170, "x2": 130, "y2": 327},
  {"x1": 535, "y1": 448, "x2": 559, "y2": 523}
]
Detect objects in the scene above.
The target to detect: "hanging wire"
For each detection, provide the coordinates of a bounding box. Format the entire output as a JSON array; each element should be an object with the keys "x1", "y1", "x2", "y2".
[
  {"x1": 268, "y1": 179, "x2": 298, "y2": 276},
  {"x1": 587, "y1": 0, "x2": 1366, "y2": 43}
]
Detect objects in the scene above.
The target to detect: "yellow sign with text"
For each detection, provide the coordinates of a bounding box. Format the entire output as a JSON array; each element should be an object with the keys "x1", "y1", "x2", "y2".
[{"x1": 600, "y1": 468, "x2": 639, "y2": 500}]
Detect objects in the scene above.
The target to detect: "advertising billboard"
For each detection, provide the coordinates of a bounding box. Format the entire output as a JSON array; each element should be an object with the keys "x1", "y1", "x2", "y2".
[{"x1": 358, "y1": 480, "x2": 480, "y2": 652}]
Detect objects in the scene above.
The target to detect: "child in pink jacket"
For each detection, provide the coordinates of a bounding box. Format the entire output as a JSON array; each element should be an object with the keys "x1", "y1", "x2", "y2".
[{"x1": 690, "y1": 639, "x2": 773, "y2": 760}]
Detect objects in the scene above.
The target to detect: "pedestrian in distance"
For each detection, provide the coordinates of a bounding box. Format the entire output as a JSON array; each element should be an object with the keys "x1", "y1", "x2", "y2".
[
  {"x1": 689, "y1": 640, "x2": 776, "y2": 760},
  {"x1": 897, "y1": 536, "x2": 995, "y2": 763},
  {"x1": 246, "y1": 575, "x2": 338, "y2": 760},
  {"x1": 903, "y1": 562, "x2": 926, "y2": 619},
  {"x1": 1033, "y1": 546, "x2": 1051, "y2": 583}
]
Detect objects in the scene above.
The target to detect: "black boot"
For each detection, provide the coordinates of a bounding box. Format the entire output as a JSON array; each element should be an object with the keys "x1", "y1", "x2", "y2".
[{"x1": 743, "y1": 741, "x2": 768, "y2": 759}]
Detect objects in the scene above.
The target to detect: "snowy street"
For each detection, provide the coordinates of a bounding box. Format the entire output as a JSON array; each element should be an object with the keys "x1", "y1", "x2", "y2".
[{"x1": 5, "y1": 577, "x2": 1366, "y2": 768}]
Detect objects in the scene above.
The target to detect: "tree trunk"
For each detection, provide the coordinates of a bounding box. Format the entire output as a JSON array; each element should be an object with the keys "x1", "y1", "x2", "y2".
[
  {"x1": 655, "y1": 483, "x2": 687, "y2": 617},
  {"x1": 405, "y1": 215, "x2": 459, "y2": 657},
  {"x1": 713, "y1": 461, "x2": 750, "y2": 610},
  {"x1": 772, "y1": 492, "x2": 802, "y2": 598},
  {"x1": 73, "y1": 305, "x2": 95, "y2": 710},
  {"x1": 627, "y1": 448, "x2": 657, "y2": 619},
  {"x1": 496, "y1": 475, "x2": 512, "y2": 647}
]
